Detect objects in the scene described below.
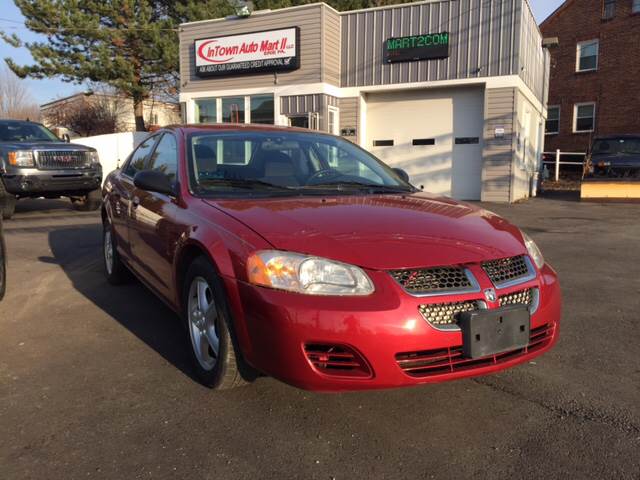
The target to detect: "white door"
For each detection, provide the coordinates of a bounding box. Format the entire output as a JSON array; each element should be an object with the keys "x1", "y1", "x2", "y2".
[{"x1": 365, "y1": 88, "x2": 484, "y2": 200}]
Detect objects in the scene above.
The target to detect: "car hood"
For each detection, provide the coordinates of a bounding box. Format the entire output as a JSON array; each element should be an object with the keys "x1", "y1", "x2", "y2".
[
  {"x1": 206, "y1": 193, "x2": 527, "y2": 270},
  {"x1": 0, "y1": 141, "x2": 94, "y2": 151}
]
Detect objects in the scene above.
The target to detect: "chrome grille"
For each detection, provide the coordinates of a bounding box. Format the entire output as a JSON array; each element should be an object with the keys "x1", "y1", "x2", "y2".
[
  {"x1": 418, "y1": 300, "x2": 481, "y2": 328},
  {"x1": 390, "y1": 266, "x2": 473, "y2": 294},
  {"x1": 482, "y1": 255, "x2": 531, "y2": 286},
  {"x1": 36, "y1": 150, "x2": 91, "y2": 169}
]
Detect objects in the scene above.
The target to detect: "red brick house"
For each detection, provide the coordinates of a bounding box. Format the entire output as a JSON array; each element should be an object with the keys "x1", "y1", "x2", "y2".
[{"x1": 541, "y1": 0, "x2": 640, "y2": 153}]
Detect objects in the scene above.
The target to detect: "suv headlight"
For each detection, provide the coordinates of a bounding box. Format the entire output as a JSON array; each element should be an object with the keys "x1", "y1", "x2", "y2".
[
  {"x1": 522, "y1": 231, "x2": 545, "y2": 269},
  {"x1": 7, "y1": 150, "x2": 35, "y2": 167},
  {"x1": 89, "y1": 151, "x2": 100, "y2": 166},
  {"x1": 247, "y1": 250, "x2": 374, "y2": 296}
]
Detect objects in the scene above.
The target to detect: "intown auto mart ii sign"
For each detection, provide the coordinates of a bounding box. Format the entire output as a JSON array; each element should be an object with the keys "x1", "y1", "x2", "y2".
[{"x1": 194, "y1": 27, "x2": 300, "y2": 77}]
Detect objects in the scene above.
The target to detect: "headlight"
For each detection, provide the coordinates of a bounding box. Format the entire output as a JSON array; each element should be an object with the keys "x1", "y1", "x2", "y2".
[
  {"x1": 89, "y1": 151, "x2": 100, "y2": 166},
  {"x1": 7, "y1": 150, "x2": 35, "y2": 167},
  {"x1": 522, "y1": 231, "x2": 545, "y2": 269},
  {"x1": 247, "y1": 250, "x2": 374, "y2": 296}
]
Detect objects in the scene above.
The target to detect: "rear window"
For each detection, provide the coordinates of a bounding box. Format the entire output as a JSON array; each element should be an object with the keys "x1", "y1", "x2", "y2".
[
  {"x1": 592, "y1": 138, "x2": 640, "y2": 155},
  {"x1": 0, "y1": 122, "x2": 59, "y2": 142}
]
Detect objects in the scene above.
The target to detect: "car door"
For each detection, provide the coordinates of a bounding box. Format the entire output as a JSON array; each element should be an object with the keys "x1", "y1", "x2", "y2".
[
  {"x1": 107, "y1": 135, "x2": 159, "y2": 261},
  {"x1": 128, "y1": 132, "x2": 183, "y2": 301}
]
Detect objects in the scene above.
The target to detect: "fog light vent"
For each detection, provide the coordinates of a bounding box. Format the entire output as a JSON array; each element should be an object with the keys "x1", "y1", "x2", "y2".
[{"x1": 304, "y1": 344, "x2": 372, "y2": 378}]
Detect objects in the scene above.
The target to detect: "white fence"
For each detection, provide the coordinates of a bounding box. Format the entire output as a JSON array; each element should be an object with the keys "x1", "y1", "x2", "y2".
[
  {"x1": 542, "y1": 150, "x2": 586, "y2": 181},
  {"x1": 71, "y1": 132, "x2": 149, "y2": 184}
]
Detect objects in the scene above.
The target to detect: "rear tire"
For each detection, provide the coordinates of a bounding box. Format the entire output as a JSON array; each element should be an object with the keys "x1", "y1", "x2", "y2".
[
  {"x1": 0, "y1": 180, "x2": 16, "y2": 220},
  {"x1": 182, "y1": 257, "x2": 248, "y2": 390},
  {"x1": 103, "y1": 221, "x2": 130, "y2": 285},
  {"x1": 74, "y1": 188, "x2": 102, "y2": 211},
  {"x1": 0, "y1": 217, "x2": 6, "y2": 301}
]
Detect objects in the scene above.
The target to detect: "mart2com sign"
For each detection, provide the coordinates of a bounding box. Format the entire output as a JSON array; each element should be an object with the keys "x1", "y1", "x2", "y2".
[
  {"x1": 195, "y1": 27, "x2": 299, "y2": 77},
  {"x1": 383, "y1": 32, "x2": 449, "y2": 63}
]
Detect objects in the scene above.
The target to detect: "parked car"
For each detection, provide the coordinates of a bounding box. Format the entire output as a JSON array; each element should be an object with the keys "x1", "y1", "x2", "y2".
[
  {"x1": 102, "y1": 125, "x2": 561, "y2": 391},
  {"x1": 0, "y1": 119, "x2": 102, "y2": 219},
  {"x1": 0, "y1": 215, "x2": 5, "y2": 301},
  {"x1": 586, "y1": 135, "x2": 640, "y2": 178}
]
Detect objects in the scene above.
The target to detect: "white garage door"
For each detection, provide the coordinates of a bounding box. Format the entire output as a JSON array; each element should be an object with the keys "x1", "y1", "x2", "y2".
[{"x1": 365, "y1": 87, "x2": 484, "y2": 200}]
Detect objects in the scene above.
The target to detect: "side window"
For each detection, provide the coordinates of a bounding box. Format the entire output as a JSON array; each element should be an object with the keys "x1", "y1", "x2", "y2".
[
  {"x1": 123, "y1": 136, "x2": 157, "y2": 177},
  {"x1": 148, "y1": 134, "x2": 178, "y2": 184}
]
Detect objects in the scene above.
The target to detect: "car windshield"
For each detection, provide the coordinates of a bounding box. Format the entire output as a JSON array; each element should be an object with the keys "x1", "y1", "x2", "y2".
[
  {"x1": 0, "y1": 121, "x2": 59, "y2": 142},
  {"x1": 187, "y1": 131, "x2": 414, "y2": 196},
  {"x1": 592, "y1": 138, "x2": 640, "y2": 155}
]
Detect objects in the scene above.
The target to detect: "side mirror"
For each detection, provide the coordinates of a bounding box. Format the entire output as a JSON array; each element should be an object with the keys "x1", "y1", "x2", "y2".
[
  {"x1": 133, "y1": 170, "x2": 175, "y2": 196},
  {"x1": 393, "y1": 167, "x2": 410, "y2": 183}
]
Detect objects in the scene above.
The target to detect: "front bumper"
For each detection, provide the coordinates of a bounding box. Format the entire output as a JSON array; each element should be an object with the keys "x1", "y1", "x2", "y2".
[
  {"x1": 231, "y1": 264, "x2": 561, "y2": 392},
  {"x1": 2, "y1": 167, "x2": 102, "y2": 197}
]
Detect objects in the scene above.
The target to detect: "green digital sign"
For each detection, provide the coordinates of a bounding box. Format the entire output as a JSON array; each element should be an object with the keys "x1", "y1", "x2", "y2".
[{"x1": 383, "y1": 32, "x2": 450, "y2": 63}]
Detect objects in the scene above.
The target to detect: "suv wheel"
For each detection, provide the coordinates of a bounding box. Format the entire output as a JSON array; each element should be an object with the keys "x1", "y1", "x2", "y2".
[
  {"x1": 183, "y1": 257, "x2": 248, "y2": 389},
  {"x1": 103, "y1": 222, "x2": 130, "y2": 285},
  {"x1": 0, "y1": 181, "x2": 16, "y2": 220},
  {"x1": 0, "y1": 217, "x2": 6, "y2": 301},
  {"x1": 74, "y1": 188, "x2": 102, "y2": 211}
]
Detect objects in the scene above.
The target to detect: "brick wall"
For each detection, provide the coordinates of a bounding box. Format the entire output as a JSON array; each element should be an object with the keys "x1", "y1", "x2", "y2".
[{"x1": 541, "y1": 0, "x2": 640, "y2": 153}]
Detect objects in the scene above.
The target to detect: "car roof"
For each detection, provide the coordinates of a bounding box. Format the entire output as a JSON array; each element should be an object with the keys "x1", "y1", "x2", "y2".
[
  {"x1": 594, "y1": 134, "x2": 640, "y2": 141},
  {"x1": 0, "y1": 119, "x2": 43, "y2": 126}
]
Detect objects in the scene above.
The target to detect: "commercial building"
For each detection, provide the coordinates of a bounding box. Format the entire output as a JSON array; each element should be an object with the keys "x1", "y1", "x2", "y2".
[
  {"x1": 179, "y1": 0, "x2": 549, "y2": 202},
  {"x1": 541, "y1": 0, "x2": 640, "y2": 153}
]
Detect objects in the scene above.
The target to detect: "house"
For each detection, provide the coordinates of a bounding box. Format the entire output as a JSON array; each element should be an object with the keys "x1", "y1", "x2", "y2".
[{"x1": 541, "y1": 0, "x2": 640, "y2": 153}]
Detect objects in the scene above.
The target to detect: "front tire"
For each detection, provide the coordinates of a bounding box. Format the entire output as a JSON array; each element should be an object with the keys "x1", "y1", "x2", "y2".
[
  {"x1": 183, "y1": 257, "x2": 247, "y2": 389},
  {"x1": 103, "y1": 222, "x2": 130, "y2": 285},
  {"x1": 0, "y1": 217, "x2": 6, "y2": 301},
  {"x1": 74, "y1": 188, "x2": 102, "y2": 211},
  {"x1": 0, "y1": 180, "x2": 16, "y2": 220}
]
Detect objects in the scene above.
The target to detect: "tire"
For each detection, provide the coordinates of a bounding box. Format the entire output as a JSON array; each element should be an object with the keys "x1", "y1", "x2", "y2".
[
  {"x1": 0, "y1": 217, "x2": 6, "y2": 301},
  {"x1": 0, "y1": 180, "x2": 16, "y2": 220},
  {"x1": 74, "y1": 188, "x2": 102, "y2": 212},
  {"x1": 182, "y1": 256, "x2": 248, "y2": 389},
  {"x1": 103, "y1": 221, "x2": 130, "y2": 285}
]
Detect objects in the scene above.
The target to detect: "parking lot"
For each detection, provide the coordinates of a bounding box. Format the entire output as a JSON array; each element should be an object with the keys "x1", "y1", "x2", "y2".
[{"x1": 1, "y1": 195, "x2": 639, "y2": 479}]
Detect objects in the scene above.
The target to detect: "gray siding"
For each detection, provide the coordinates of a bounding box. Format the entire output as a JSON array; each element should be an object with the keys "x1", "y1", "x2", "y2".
[
  {"x1": 338, "y1": 97, "x2": 359, "y2": 143},
  {"x1": 518, "y1": 2, "x2": 547, "y2": 101},
  {"x1": 180, "y1": 5, "x2": 323, "y2": 92},
  {"x1": 322, "y1": 6, "x2": 341, "y2": 86},
  {"x1": 280, "y1": 94, "x2": 339, "y2": 131},
  {"x1": 481, "y1": 88, "x2": 516, "y2": 202},
  {"x1": 341, "y1": 0, "x2": 524, "y2": 88}
]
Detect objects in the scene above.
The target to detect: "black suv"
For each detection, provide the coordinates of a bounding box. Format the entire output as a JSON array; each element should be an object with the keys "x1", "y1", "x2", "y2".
[
  {"x1": 0, "y1": 119, "x2": 102, "y2": 219},
  {"x1": 586, "y1": 135, "x2": 640, "y2": 178}
]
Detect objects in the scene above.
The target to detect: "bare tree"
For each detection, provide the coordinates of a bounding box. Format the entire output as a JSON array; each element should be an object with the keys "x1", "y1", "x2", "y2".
[{"x1": 0, "y1": 66, "x2": 40, "y2": 120}]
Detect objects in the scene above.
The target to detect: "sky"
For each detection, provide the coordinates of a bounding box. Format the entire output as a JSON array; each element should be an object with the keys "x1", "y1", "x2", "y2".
[{"x1": 0, "y1": 0, "x2": 565, "y2": 106}]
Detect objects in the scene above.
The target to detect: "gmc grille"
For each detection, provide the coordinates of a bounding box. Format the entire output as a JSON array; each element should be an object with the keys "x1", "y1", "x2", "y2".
[{"x1": 36, "y1": 150, "x2": 92, "y2": 170}]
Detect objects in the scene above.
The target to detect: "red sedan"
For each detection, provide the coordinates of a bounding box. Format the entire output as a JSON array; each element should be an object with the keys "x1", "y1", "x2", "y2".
[{"x1": 102, "y1": 125, "x2": 561, "y2": 391}]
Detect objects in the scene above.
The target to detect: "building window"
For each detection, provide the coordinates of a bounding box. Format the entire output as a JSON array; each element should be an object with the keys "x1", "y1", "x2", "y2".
[
  {"x1": 546, "y1": 106, "x2": 560, "y2": 135},
  {"x1": 574, "y1": 103, "x2": 596, "y2": 133},
  {"x1": 250, "y1": 95, "x2": 274, "y2": 124},
  {"x1": 195, "y1": 99, "x2": 216, "y2": 124},
  {"x1": 633, "y1": 0, "x2": 640, "y2": 13},
  {"x1": 602, "y1": 0, "x2": 615, "y2": 19},
  {"x1": 222, "y1": 97, "x2": 245, "y2": 123},
  {"x1": 576, "y1": 40, "x2": 599, "y2": 72},
  {"x1": 327, "y1": 106, "x2": 339, "y2": 135}
]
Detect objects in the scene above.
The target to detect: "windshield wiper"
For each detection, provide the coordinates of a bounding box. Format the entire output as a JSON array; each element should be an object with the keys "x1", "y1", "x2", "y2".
[
  {"x1": 304, "y1": 181, "x2": 415, "y2": 193},
  {"x1": 198, "y1": 178, "x2": 295, "y2": 191}
]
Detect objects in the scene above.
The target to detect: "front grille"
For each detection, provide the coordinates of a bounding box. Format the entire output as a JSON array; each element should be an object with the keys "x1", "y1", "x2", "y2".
[
  {"x1": 395, "y1": 323, "x2": 554, "y2": 377},
  {"x1": 418, "y1": 300, "x2": 480, "y2": 328},
  {"x1": 499, "y1": 288, "x2": 533, "y2": 308},
  {"x1": 482, "y1": 255, "x2": 531, "y2": 286},
  {"x1": 36, "y1": 150, "x2": 91, "y2": 170},
  {"x1": 389, "y1": 266, "x2": 473, "y2": 294},
  {"x1": 304, "y1": 344, "x2": 372, "y2": 378}
]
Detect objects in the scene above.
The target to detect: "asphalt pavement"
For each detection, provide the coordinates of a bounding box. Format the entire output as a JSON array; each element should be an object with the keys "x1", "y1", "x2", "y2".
[{"x1": 0, "y1": 194, "x2": 638, "y2": 479}]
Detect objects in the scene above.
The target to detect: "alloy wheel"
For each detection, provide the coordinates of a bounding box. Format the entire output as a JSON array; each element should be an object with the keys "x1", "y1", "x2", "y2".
[{"x1": 187, "y1": 276, "x2": 220, "y2": 371}]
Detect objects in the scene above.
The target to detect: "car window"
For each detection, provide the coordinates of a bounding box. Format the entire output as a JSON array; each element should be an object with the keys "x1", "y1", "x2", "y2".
[
  {"x1": 0, "y1": 122, "x2": 59, "y2": 142},
  {"x1": 123, "y1": 136, "x2": 157, "y2": 177},
  {"x1": 592, "y1": 138, "x2": 640, "y2": 155},
  {"x1": 148, "y1": 133, "x2": 178, "y2": 185}
]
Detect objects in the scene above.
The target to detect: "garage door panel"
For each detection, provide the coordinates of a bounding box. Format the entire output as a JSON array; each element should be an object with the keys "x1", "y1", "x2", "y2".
[{"x1": 366, "y1": 87, "x2": 483, "y2": 200}]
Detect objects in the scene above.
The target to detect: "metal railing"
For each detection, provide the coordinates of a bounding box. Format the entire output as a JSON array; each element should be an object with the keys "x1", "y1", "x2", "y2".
[{"x1": 542, "y1": 149, "x2": 586, "y2": 182}]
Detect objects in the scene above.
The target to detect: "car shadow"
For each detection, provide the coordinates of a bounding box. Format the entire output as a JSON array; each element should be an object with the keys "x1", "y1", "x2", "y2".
[{"x1": 42, "y1": 223, "x2": 199, "y2": 382}]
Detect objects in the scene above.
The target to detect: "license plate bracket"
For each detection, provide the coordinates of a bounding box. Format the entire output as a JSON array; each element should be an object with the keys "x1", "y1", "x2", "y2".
[{"x1": 458, "y1": 305, "x2": 530, "y2": 359}]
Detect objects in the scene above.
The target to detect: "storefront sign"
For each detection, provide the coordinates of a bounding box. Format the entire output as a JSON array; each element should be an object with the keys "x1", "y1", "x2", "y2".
[
  {"x1": 195, "y1": 27, "x2": 299, "y2": 77},
  {"x1": 383, "y1": 32, "x2": 450, "y2": 63}
]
